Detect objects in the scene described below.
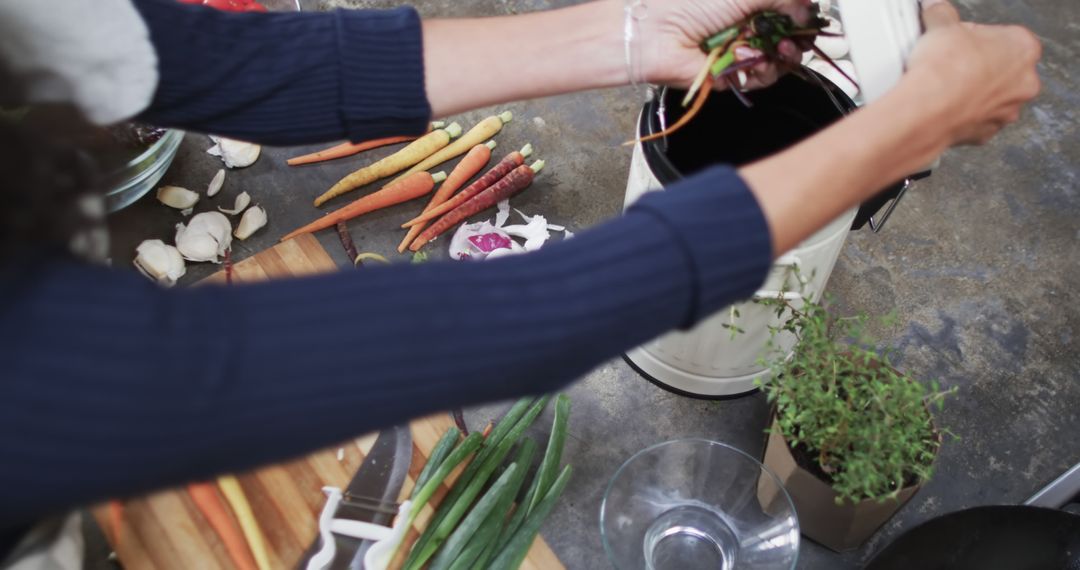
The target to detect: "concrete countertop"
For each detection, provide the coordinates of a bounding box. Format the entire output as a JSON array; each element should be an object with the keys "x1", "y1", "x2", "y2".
[{"x1": 105, "y1": 0, "x2": 1079, "y2": 567}]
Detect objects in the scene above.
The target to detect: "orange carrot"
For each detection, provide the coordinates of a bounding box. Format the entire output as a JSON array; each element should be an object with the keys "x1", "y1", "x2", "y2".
[
  {"x1": 410, "y1": 161, "x2": 545, "y2": 252},
  {"x1": 188, "y1": 483, "x2": 258, "y2": 570},
  {"x1": 398, "y1": 140, "x2": 497, "y2": 252},
  {"x1": 401, "y1": 144, "x2": 532, "y2": 229},
  {"x1": 108, "y1": 500, "x2": 124, "y2": 549},
  {"x1": 626, "y1": 78, "x2": 712, "y2": 146},
  {"x1": 287, "y1": 136, "x2": 416, "y2": 166},
  {"x1": 282, "y1": 171, "x2": 447, "y2": 242}
]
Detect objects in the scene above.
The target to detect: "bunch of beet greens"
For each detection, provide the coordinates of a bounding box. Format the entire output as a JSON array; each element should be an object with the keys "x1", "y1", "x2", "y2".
[{"x1": 635, "y1": 7, "x2": 858, "y2": 144}]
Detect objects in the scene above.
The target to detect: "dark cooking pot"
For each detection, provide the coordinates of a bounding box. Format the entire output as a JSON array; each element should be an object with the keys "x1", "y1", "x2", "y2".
[{"x1": 865, "y1": 506, "x2": 1080, "y2": 569}]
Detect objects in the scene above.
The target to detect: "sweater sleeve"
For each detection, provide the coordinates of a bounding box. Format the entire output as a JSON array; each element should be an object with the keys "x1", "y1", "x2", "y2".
[
  {"x1": 133, "y1": 0, "x2": 432, "y2": 145},
  {"x1": 0, "y1": 166, "x2": 770, "y2": 527}
]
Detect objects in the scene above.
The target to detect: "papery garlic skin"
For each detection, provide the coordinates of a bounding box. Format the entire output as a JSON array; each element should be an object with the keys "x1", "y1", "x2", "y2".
[
  {"x1": 208, "y1": 136, "x2": 261, "y2": 168},
  {"x1": 218, "y1": 191, "x2": 251, "y2": 216},
  {"x1": 134, "y1": 240, "x2": 186, "y2": 286}
]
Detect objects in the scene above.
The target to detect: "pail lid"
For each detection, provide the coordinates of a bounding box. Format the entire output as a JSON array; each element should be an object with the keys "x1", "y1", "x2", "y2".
[{"x1": 836, "y1": 0, "x2": 922, "y2": 103}]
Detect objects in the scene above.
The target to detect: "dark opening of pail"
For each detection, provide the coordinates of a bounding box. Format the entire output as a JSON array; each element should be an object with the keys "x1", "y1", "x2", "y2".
[{"x1": 638, "y1": 72, "x2": 921, "y2": 230}]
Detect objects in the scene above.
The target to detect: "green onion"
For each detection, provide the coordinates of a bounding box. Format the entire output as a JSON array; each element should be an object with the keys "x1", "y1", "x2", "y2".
[
  {"x1": 385, "y1": 432, "x2": 483, "y2": 565},
  {"x1": 526, "y1": 394, "x2": 570, "y2": 515},
  {"x1": 486, "y1": 474, "x2": 536, "y2": 564},
  {"x1": 413, "y1": 427, "x2": 461, "y2": 500},
  {"x1": 406, "y1": 397, "x2": 550, "y2": 570},
  {"x1": 408, "y1": 398, "x2": 535, "y2": 561},
  {"x1": 428, "y1": 463, "x2": 519, "y2": 570},
  {"x1": 448, "y1": 440, "x2": 536, "y2": 570},
  {"x1": 488, "y1": 465, "x2": 573, "y2": 570}
]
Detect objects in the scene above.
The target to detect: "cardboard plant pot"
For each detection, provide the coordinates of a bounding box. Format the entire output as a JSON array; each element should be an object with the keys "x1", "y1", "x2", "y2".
[{"x1": 756, "y1": 417, "x2": 934, "y2": 552}]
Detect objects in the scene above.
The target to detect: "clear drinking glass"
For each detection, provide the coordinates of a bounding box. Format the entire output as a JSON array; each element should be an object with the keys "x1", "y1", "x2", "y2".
[{"x1": 601, "y1": 439, "x2": 799, "y2": 570}]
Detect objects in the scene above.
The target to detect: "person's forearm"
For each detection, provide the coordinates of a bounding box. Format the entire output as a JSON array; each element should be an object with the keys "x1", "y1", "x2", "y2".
[
  {"x1": 136, "y1": 0, "x2": 431, "y2": 145},
  {"x1": 0, "y1": 166, "x2": 769, "y2": 525},
  {"x1": 740, "y1": 69, "x2": 951, "y2": 256},
  {"x1": 422, "y1": 0, "x2": 625, "y2": 117}
]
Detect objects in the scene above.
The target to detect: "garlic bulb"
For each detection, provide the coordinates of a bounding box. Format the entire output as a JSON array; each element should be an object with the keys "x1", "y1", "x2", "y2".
[
  {"x1": 134, "y1": 240, "x2": 186, "y2": 286},
  {"x1": 175, "y1": 212, "x2": 232, "y2": 263},
  {"x1": 218, "y1": 191, "x2": 251, "y2": 215},
  {"x1": 157, "y1": 186, "x2": 200, "y2": 210},
  {"x1": 207, "y1": 168, "x2": 226, "y2": 197},
  {"x1": 208, "y1": 136, "x2": 261, "y2": 168},
  {"x1": 234, "y1": 205, "x2": 267, "y2": 240}
]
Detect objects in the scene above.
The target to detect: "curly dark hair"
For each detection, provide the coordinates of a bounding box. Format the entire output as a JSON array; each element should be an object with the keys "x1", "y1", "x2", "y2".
[{"x1": 0, "y1": 66, "x2": 104, "y2": 259}]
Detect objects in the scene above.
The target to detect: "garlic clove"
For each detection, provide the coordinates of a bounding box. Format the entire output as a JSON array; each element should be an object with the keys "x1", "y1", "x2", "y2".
[
  {"x1": 157, "y1": 186, "x2": 200, "y2": 210},
  {"x1": 134, "y1": 240, "x2": 186, "y2": 286},
  {"x1": 207, "y1": 168, "x2": 226, "y2": 197},
  {"x1": 234, "y1": 205, "x2": 268, "y2": 240},
  {"x1": 176, "y1": 212, "x2": 233, "y2": 262},
  {"x1": 208, "y1": 136, "x2": 261, "y2": 168},
  {"x1": 218, "y1": 191, "x2": 251, "y2": 215}
]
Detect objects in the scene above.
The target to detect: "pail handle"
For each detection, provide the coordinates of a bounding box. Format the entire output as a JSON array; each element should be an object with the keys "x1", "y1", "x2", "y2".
[{"x1": 752, "y1": 254, "x2": 804, "y2": 301}]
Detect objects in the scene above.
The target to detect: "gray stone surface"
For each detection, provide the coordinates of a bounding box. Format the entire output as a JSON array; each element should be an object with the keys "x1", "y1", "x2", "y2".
[{"x1": 101, "y1": 0, "x2": 1078, "y2": 569}]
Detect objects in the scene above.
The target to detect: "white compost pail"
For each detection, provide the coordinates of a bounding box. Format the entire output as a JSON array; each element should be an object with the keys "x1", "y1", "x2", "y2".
[{"x1": 623, "y1": 76, "x2": 866, "y2": 398}]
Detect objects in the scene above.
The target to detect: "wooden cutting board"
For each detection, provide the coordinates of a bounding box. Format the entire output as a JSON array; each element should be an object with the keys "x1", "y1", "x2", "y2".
[{"x1": 93, "y1": 234, "x2": 563, "y2": 570}]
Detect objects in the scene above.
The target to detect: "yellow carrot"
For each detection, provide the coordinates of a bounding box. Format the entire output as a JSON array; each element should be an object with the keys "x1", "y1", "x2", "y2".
[
  {"x1": 218, "y1": 475, "x2": 272, "y2": 570},
  {"x1": 387, "y1": 112, "x2": 512, "y2": 186},
  {"x1": 315, "y1": 123, "x2": 462, "y2": 206}
]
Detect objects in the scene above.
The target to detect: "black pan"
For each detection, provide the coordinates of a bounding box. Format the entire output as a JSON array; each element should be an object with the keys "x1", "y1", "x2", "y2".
[{"x1": 865, "y1": 506, "x2": 1080, "y2": 570}]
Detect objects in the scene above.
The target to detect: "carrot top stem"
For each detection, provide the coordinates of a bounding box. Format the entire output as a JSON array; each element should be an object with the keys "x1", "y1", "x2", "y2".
[
  {"x1": 710, "y1": 39, "x2": 745, "y2": 77},
  {"x1": 683, "y1": 46, "x2": 725, "y2": 107},
  {"x1": 703, "y1": 26, "x2": 739, "y2": 51}
]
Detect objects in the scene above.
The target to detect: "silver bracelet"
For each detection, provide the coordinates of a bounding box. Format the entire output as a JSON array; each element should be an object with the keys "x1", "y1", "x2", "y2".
[{"x1": 624, "y1": 0, "x2": 648, "y2": 87}]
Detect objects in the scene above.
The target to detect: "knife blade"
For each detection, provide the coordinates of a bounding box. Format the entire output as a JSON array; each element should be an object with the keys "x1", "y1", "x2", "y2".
[
  {"x1": 341, "y1": 425, "x2": 412, "y2": 569},
  {"x1": 297, "y1": 425, "x2": 412, "y2": 570}
]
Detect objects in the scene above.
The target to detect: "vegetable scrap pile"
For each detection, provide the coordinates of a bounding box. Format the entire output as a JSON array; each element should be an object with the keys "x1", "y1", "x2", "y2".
[
  {"x1": 362, "y1": 395, "x2": 572, "y2": 570},
  {"x1": 283, "y1": 111, "x2": 567, "y2": 258},
  {"x1": 447, "y1": 202, "x2": 573, "y2": 262}
]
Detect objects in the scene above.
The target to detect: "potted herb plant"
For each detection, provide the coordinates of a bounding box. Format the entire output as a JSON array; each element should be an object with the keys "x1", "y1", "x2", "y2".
[{"x1": 753, "y1": 294, "x2": 954, "y2": 552}]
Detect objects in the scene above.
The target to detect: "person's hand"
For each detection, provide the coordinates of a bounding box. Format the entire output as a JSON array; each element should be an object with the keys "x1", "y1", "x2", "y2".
[
  {"x1": 636, "y1": 0, "x2": 814, "y2": 90},
  {"x1": 907, "y1": 0, "x2": 1041, "y2": 146}
]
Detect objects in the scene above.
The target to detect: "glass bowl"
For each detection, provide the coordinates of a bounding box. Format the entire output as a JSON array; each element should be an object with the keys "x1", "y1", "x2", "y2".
[
  {"x1": 601, "y1": 439, "x2": 799, "y2": 570},
  {"x1": 104, "y1": 129, "x2": 184, "y2": 212}
]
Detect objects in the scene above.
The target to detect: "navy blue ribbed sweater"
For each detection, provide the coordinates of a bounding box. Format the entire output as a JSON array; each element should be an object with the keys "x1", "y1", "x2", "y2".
[{"x1": 0, "y1": 0, "x2": 771, "y2": 545}]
